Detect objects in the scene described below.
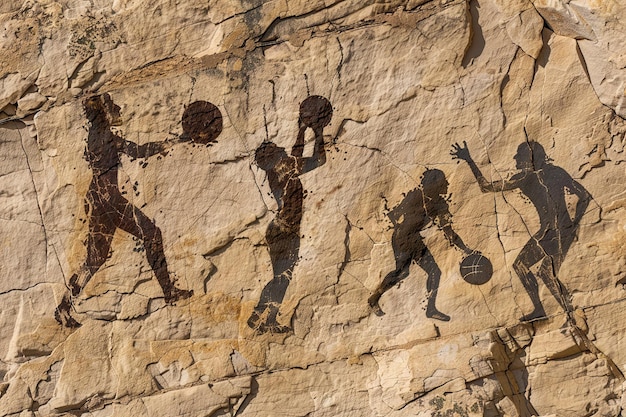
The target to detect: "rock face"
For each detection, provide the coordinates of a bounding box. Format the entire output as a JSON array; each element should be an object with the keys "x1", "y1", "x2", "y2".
[{"x1": 1, "y1": 0, "x2": 626, "y2": 415}]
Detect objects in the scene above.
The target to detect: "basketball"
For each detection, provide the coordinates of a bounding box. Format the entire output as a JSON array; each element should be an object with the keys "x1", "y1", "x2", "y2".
[
  {"x1": 181, "y1": 101, "x2": 223, "y2": 144},
  {"x1": 299, "y1": 95, "x2": 332, "y2": 129},
  {"x1": 460, "y1": 252, "x2": 493, "y2": 285}
]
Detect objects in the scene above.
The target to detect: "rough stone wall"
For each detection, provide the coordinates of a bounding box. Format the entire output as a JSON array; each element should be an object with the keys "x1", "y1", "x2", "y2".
[{"x1": 1, "y1": 0, "x2": 626, "y2": 416}]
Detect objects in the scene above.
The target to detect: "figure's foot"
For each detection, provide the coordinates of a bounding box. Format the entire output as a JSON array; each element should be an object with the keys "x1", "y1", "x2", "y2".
[
  {"x1": 257, "y1": 320, "x2": 291, "y2": 334},
  {"x1": 368, "y1": 292, "x2": 385, "y2": 316},
  {"x1": 247, "y1": 310, "x2": 262, "y2": 329},
  {"x1": 520, "y1": 307, "x2": 547, "y2": 322},
  {"x1": 164, "y1": 287, "x2": 194, "y2": 304},
  {"x1": 54, "y1": 301, "x2": 81, "y2": 328},
  {"x1": 247, "y1": 306, "x2": 291, "y2": 333},
  {"x1": 370, "y1": 302, "x2": 385, "y2": 317},
  {"x1": 426, "y1": 308, "x2": 450, "y2": 322}
]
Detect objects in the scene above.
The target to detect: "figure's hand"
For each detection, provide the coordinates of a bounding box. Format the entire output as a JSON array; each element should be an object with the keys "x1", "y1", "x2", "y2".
[
  {"x1": 160, "y1": 137, "x2": 180, "y2": 155},
  {"x1": 166, "y1": 132, "x2": 182, "y2": 143},
  {"x1": 450, "y1": 141, "x2": 471, "y2": 162},
  {"x1": 180, "y1": 132, "x2": 218, "y2": 147},
  {"x1": 202, "y1": 137, "x2": 218, "y2": 147}
]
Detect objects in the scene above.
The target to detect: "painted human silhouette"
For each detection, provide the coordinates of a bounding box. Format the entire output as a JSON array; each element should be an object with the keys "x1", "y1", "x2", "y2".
[
  {"x1": 247, "y1": 95, "x2": 332, "y2": 333},
  {"x1": 55, "y1": 94, "x2": 209, "y2": 328},
  {"x1": 451, "y1": 140, "x2": 591, "y2": 321},
  {"x1": 368, "y1": 169, "x2": 473, "y2": 321}
]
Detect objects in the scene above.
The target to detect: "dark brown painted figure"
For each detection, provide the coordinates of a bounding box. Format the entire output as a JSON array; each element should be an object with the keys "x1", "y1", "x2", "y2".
[
  {"x1": 247, "y1": 95, "x2": 332, "y2": 333},
  {"x1": 368, "y1": 169, "x2": 472, "y2": 321},
  {"x1": 55, "y1": 94, "x2": 197, "y2": 328},
  {"x1": 451, "y1": 141, "x2": 591, "y2": 321}
]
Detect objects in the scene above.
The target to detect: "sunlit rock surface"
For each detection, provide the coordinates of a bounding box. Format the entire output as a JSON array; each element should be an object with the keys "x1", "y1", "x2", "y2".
[{"x1": 1, "y1": 0, "x2": 626, "y2": 415}]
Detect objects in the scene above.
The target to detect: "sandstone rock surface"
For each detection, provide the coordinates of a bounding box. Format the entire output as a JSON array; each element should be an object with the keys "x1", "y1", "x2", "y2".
[{"x1": 1, "y1": 0, "x2": 626, "y2": 416}]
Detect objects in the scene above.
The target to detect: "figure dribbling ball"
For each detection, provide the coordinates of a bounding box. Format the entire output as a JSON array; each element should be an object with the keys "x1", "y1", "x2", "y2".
[
  {"x1": 460, "y1": 252, "x2": 493, "y2": 285},
  {"x1": 299, "y1": 95, "x2": 333, "y2": 129},
  {"x1": 181, "y1": 101, "x2": 223, "y2": 144}
]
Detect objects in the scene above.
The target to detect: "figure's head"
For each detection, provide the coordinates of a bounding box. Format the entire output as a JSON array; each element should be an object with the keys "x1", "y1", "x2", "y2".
[
  {"x1": 255, "y1": 140, "x2": 284, "y2": 170},
  {"x1": 421, "y1": 169, "x2": 448, "y2": 197},
  {"x1": 299, "y1": 95, "x2": 332, "y2": 130},
  {"x1": 514, "y1": 141, "x2": 547, "y2": 170},
  {"x1": 83, "y1": 93, "x2": 122, "y2": 126}
]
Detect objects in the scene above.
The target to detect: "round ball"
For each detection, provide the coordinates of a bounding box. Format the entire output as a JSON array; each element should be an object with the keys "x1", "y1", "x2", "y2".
[
  {"x1": 182, "y1": 101, "x2": 223, "y2": 144},
  {"x1": 299, "y1": 95, "x2": 332, "y2": 129},
  {"x1": 460, "y1": 252, "x2": 493, "y2": 285}
]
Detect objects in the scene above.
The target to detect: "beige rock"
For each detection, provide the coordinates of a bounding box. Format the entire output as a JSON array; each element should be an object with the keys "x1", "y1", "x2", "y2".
[
  {"x1": 16, "y1": 93, "x2": 46, "y2": 117},
  {"x1": 531, "y1": 0, "x2": 595, "y2": 40},
  {"x1": 1, "y1": 0, "x2": 626, "y2": 415},
  {"x1": 141, "y1": 377, "x2": 251, "y2": 417}
]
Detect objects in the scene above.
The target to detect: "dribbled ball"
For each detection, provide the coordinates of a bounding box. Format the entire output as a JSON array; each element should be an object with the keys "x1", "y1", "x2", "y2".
[
  {"x1": 299, "y1": 96, "x2": 332, "y2": 129},
  {"x1": 460, "y1": 252, "x2": 493, "y2": 285},
  {"x1": 182, "y1": 101, "x2": 223, "y2": 144}
]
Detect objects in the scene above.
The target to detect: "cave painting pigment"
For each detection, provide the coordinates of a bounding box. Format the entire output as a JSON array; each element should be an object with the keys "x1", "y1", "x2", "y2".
[
  {"x1": 451, "y1": 140, "x2": 591, "y2": 321},
  {"x1": 55, "y1": 95, "x2": 222, "y2": 328},
  {"x1": 247, "y1": 95, "x2": 332, "y2": 333},
  {"x1": 368, "y1": 169, "x2": 475, "y2": 322}
]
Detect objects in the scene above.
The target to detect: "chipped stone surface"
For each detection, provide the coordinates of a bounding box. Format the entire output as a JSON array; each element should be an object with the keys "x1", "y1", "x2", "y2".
[{"x1": 1, "y1": 0, "x2": 626, "y2": 416}]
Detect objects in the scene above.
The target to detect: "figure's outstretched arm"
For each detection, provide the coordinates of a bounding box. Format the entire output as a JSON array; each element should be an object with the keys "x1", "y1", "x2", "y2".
[
  {"x1": 121, "y1": 136, "x2": 180, "y2": 159},
  {"x1": 435, "y1": 212, "x2": 472, "y2": 254},
  {"x1": 291, "y1": 125, "x2": 306, "y2": 159},
  {"x1": 450, "y1": 141, "x2": 521, "y2": 192},
  {"x1": 292, "y1": 125, "x2": 327, "y2": 174}
]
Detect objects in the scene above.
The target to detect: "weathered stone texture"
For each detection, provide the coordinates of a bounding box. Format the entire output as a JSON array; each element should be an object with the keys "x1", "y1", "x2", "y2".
[{"x1": 1, "y1": 0, "x2": 626, "y2": 415}]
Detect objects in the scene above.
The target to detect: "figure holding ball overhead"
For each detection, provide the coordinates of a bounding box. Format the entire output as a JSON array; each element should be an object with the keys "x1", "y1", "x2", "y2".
[
  {"x1": 247, "y1": 95, "x2": 332, "y2": 333},
  {"x1": 368, "y1": 169, "x2": 476, "y2": 322}
]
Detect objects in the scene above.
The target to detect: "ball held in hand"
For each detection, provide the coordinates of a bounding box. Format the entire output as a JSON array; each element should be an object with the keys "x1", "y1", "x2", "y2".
[
  {"x1": 299, "y1": 96, "x2": 332, "y2": 129},
  {"x1": 182, "y1": 101, "x2": 223, "y2": 144}
]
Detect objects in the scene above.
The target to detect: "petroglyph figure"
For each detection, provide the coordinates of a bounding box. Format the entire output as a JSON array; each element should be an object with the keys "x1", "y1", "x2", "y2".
[
  {"x1": 451, "y1": 140, "x2": 591, "y2": 321},
  {"x1": 247, "y1": 95, "x2": 332, "y2": 333},
  {"x1": 55, "y1": 95, "x2": 221, "y2": 327},
  {"x1": 368, "y1": 169, "x2": 473, "y2": 321}
]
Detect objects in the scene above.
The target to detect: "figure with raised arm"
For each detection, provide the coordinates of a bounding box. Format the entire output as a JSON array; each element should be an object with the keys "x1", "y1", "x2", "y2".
[
  {"x1": 368, "y1": 169, "x2": 473, "y2": 321},
  {"x1": 247, "y1": 95, "x2": 332, "y2": 333},
  {"x1": 55, "y1": 94, "x2": 208, "y2": 328},
  {"x1": 450, "y1": 140, "x2": 591, "y2": 321}
]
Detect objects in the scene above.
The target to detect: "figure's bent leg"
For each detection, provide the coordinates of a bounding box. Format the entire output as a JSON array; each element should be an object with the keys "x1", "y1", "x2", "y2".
[
  {"x1": 417, "y1": 248, "x2": 450, "y2": 321},
  {"x1": 513, "y1": 238, "x2": 546, "y2": 321},
  {"x1": 537, "y1": 231, "x2": 575, "y2": 315},
  {"x1": 368, "y1": 256, "x2": 411, "y2": 317},
  {"x1": 118, "y1": 204, "x2": 192, "y2": 304},
  {"x1": 369, "y1": 232, "x2": 425, "y2": 316},
  {"x1": 248, "y1": 270, "x2": 293, "y2": 333},
  {"x1": 536, "y1": 255, "x2": 573, "y2": 314},
  {"x1": 248, "y1": 223, "x2": 299, "y2": 333},
  {"x1": 55, "y1": 293, "x2": 81, "y2": 328},
  {"x1": 56, "y1": 224, "x2": 114, "y2": 328}
]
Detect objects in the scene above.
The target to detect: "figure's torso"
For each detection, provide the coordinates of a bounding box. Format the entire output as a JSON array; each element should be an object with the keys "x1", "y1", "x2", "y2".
[
  {"x1": 85, "y1": 127, "x2": 123, "y2": 175},
  {"x1": 516, "y1": 167, "x2": 574, "y2": 234},
  {"x1": 266, "y1": 154, "x2": 303, "y2": 231}
]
